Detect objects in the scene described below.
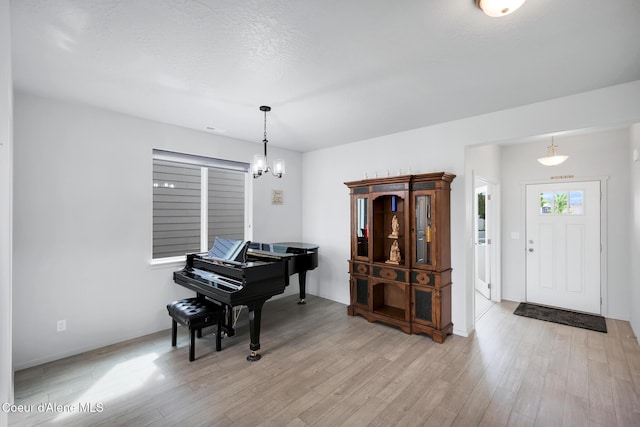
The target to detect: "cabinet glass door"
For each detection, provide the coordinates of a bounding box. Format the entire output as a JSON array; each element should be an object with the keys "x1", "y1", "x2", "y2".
[
  {"x1": 356, "y1": 197, "x2": 368, "y2": 258},
  {"x1": 415, "y1": 194, "x2": 432, "y2": 266}
]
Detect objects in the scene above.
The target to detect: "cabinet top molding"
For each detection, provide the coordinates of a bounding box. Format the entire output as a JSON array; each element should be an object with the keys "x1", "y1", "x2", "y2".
[{"x1": 344, "y1": 172, "x2": 456, "y2": 189}]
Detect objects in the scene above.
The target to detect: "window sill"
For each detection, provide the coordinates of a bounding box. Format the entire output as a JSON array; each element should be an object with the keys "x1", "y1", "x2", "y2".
[{"x1": 149, "y1": 256, "x2": 186, "y2": 269}]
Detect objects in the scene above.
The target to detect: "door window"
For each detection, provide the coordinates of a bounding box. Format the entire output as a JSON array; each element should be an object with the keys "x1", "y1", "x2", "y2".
[{"x1": 539, "y1": 190, "x2": 584, "y2": 215}]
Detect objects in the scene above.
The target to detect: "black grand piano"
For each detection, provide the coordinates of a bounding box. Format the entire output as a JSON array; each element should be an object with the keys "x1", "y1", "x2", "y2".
[{"x1": 173, "y1": 238, "x2": 319, "y2": 361}]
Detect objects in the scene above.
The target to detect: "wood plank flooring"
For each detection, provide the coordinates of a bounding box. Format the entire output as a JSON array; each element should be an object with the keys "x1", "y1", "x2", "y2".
[{"x1": 9, "y1": 296, "x2": 640, "y2": 426}]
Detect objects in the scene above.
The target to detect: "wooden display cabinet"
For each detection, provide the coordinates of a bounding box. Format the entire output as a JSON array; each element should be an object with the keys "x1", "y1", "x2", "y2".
[{"x1": 345, "y1": 172, "x2": 455, "y2": 343}]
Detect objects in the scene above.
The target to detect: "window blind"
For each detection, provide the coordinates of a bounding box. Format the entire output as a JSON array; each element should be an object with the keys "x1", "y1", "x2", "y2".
[
  {"x1": 153, "y1": 159, "x2": 202, "y2": 258},
  {"x1": 208, "y1": 168, "x2": 245, "y2": 248},
  {"x1": 152, "y1": 150, "x2": 249, "y2": 259}
]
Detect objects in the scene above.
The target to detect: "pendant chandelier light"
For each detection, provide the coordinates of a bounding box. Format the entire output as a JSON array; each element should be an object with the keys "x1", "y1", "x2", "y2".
[
  {"x1": 476, "y1": 0, "x2": 526, "y2": 17},
  {"x1": 252, "y1": 106, "x2": 285, "y2": 179},
  {"x1": 537, "y1": 137, "x2": 569, "y2": 167}
]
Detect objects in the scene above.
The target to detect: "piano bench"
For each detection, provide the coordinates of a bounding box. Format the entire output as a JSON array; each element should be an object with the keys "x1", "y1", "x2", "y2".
[{"x1": 166, "y1": 298, "x2": 225, "y2": 362}]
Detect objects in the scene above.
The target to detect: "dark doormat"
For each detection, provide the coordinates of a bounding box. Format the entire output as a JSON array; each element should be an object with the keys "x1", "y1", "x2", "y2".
[{"x1": 513, "y1": 302, "x2": 607, "y2": 333}]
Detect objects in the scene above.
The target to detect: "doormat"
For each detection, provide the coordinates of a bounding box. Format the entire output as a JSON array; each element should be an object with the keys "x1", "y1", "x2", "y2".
[{"x1": 513, "y1": 302, "x2": 607, "y2": 333}]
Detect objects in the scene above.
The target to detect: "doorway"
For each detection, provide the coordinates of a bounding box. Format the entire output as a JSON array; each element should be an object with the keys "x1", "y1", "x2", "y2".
[
  {"x1": 474, "y1": 177, "x2": 496, "y2": 320},
  {"x1": 525, "y1": 181, "x2": 601, "y2": 314}
]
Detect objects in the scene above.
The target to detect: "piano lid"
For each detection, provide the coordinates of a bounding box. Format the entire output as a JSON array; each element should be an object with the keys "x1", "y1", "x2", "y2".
[
  {"x1": 249, "y1": 242, "x2": 319, "y2": 253},
  {"x1": 273, "y1": 242, "x2": 319, "y2": 250}
]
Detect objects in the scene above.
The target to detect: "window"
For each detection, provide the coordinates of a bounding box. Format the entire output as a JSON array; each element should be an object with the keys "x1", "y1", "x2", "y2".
[
  {"x1": 152, "y1": 150, "x2": 249, "y2": 260},
  {"x1": 539, "y1": 190, "x2": 584, "y2": 215}
]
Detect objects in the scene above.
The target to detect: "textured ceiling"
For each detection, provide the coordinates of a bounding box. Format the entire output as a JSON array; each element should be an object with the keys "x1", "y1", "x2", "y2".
[{"x1": 10, "y1": 0, "x2": 640, "y2": 152}]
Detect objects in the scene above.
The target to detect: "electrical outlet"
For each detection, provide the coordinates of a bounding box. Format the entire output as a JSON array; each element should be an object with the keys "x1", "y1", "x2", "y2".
[{"x1": 56, "y1": 320, "x2": 66, "y2": 332}]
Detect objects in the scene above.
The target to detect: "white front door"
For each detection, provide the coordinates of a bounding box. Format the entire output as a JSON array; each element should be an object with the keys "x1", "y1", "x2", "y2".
[
  {"x1": 475, "y1": 184, "x2": 491, "y2": 299},
  {"x1": 525, "y1": 181, "x2": 601, "y2": 314}
]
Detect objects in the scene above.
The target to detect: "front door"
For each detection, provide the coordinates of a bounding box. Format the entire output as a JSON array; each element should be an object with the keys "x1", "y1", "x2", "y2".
[{"x1": 525, "y1": 181, "x2": 601, "y2": 314}]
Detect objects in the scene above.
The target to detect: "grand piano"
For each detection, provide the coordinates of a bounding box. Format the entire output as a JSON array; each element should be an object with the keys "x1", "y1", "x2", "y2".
[{"x1": 173, "y1": 238, "x2": 319, "y2": 361}]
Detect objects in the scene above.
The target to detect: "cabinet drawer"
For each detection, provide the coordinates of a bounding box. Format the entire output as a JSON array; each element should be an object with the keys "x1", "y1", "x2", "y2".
[
  {"x1": 410, "y1": 269, "x2": 451, "y2": 287},
  {"x1": 372, "y1": 266, "x2": 409, "y2": 283},
  {"x1": 350, "y1": 262, "x2": 370, "y2": 276}
]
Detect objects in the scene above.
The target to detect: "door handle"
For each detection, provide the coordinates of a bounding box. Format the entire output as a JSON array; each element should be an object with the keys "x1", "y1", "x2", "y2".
[{"x1": 528, "y1": 248, "x2": 534, "y2": 252}]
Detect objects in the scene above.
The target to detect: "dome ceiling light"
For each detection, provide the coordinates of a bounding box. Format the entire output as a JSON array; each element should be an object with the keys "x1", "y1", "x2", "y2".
[
  {"x1": 537, "y1": 137, "x2": 569, "y2": 167},
  {"x1": 476, "y1": 0, "x2": 527, "y2": 18}
]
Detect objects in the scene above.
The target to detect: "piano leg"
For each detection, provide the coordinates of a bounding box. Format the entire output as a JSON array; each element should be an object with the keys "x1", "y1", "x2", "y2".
[
  {"x1": 223, "y1": 305, "x2": 235, "y2": 337},
  {"x1": 297, "y1": 270, "x2": 307, "y2": 305},
  {"x1": 246, "y1": 298, "x2": 267, "y2": 362}
]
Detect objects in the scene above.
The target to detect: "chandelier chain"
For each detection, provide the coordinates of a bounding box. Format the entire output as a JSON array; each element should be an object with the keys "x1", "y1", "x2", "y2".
[{"x1": 263, "y1": 109, "x2": 268, "y2": 143}]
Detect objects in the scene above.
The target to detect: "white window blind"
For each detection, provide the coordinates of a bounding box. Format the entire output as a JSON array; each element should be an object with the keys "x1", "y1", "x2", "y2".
[
  {"x1": 152, "y1": 150, "x2": 248, "y2": 259},
  {"x1": 207, "y1": 169, "x2": 245, "y2": 249}
]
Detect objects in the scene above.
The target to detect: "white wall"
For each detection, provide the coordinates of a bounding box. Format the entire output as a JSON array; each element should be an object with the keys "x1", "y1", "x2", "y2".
[
  {"x1": 12, "y1": 92, "x2": 303, "y2": 370},
  {"x1": 631, "y1": 124, "x2": 640, "y2": 334},
  {"x1": 466, "y1": 144, "x2": 502, "y2": 184},
  {"x1": 302, "y1": 80, "x2": 640, "y2": 337},
  {"x1": 501, "y1": 129, "x2": 631, "y2": 319},
  {"x1": 1, "y1": 0, "x2": 14, "y2": 421}
]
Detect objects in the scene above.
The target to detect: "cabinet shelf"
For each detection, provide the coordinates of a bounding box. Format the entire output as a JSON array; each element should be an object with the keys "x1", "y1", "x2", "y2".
[
  {"x1": 372, "y1": 281, "x2": 407, "y2": 321},
  {"x1": 373, "y1": 305, "x2": 405, "y2": 320},
  {"x1": 376, "y1": 262, "x2": 406, "y2": 266}
]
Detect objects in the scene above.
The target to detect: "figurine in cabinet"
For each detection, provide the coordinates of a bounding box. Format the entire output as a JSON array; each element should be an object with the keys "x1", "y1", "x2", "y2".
[
  {"x1": 388, "y1": 215, "x2": 400, "y2": 238},
  {"x1": 387, "y1": 240, "x2": 401, "y2": 264}
]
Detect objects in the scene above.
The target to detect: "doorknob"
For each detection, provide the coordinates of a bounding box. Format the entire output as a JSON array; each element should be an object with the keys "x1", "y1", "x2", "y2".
[{"x1": 528, "y1": 248, "x2": 534, "y2": 252}]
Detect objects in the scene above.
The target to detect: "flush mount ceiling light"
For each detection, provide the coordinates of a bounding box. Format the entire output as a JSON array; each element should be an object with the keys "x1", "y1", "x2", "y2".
[
  {"x1": 537, "y1": 138, "x2": 569, "y2": 167},
  {"x1": 252, "y1": 106, "x2": 285, "y2": 179},
  {"x1": 476, "y1": 0, "x2": 526, "y2": 17}
]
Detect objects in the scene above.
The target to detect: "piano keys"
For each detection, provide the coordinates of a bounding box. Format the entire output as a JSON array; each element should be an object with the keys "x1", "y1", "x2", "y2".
[{"x1": 173, "y1": 239, "x2": 319, "y2": 361}]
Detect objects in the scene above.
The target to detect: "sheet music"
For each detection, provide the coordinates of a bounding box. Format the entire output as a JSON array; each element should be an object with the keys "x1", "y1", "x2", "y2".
[{"x1": 208, "y1": 237, "x2": 250, "y2": 263}]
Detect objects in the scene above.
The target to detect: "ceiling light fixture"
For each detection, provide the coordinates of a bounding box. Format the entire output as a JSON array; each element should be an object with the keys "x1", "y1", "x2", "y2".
[
  {"x1": 537, "y1": 137, "x2": 569, "y2": 166},
  {"x1": 252, "y1": 106, "x2": 285, "y2": 178},
  {"x1": 476, "y1": 0, "x2": 526, "y2": 17}
]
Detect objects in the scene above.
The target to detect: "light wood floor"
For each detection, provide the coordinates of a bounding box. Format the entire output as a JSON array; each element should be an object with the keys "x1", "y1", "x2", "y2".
[
  {"x1": 9, "y1": 295, "x2": 640, "y2": 426},
  {"x1": 475, "y1": 290, "x2": 494, "y2": 321}
]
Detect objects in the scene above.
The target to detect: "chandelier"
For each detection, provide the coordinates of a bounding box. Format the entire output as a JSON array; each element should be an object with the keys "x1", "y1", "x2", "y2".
[{"x1": 252, "y1": 106, "x2": 285, "y2": 178}]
